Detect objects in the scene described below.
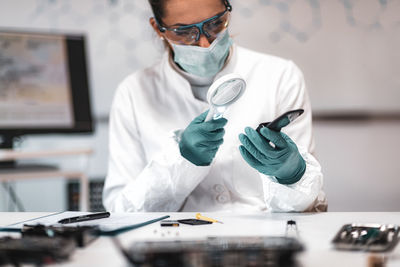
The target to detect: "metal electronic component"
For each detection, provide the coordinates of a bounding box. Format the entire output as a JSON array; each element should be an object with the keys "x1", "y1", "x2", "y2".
[
  {"x1": 285, "y1": 220, "x2": 299, "y2": 238},
  {"x1": 160, "y1": 220, "x2": 180, "y2": 227},
  {"x1": 22, "y1": 224, "x2": 99, "y2": 247},
  {"x1": 118, "y1": 236, "x2": 304, "y2": 267},
  {"x1": 0, "y1": 236, "x2": 75, "y2": 265},
  {"x1": 332, "y1": 224, "x2": 400, "y2": 252}
]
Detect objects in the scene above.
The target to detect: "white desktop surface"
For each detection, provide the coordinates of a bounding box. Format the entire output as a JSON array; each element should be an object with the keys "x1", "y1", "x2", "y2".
[{"x1": 1, "y1": 212, "x2": 400, "y2": 266}]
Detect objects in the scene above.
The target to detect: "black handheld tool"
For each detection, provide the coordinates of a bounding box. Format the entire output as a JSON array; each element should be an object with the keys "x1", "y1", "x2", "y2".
[
  {"x1": 58, "y1": 212, "x2": 110, "y2": 224},
  {"x1": 256, "y1": 109, "x2": 304, "y2": 133}
]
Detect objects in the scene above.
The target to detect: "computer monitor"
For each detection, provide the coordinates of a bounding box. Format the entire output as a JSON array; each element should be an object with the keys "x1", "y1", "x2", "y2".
[{"x1": 0, "y1": 29, "x2": 93, "y2": 152}]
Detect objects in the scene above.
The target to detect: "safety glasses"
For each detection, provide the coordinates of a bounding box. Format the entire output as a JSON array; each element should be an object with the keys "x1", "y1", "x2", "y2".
[{"x1": 156, "y1": 2, "x2": 232, "y2": 45}]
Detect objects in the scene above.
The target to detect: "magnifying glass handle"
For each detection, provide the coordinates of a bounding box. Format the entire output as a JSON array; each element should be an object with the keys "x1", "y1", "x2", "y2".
[
  {"x1": 205, "y1": 108, "x2": 215, "y2": 121},
  {"x1": 205, "y1": 107, "x2": 225, "y2": 122}
]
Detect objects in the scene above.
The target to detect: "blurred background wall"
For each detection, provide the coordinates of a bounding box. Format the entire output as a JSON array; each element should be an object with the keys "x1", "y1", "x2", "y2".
[{"x1": 0, "y1": 0, "x2": 399, "y2": 211}]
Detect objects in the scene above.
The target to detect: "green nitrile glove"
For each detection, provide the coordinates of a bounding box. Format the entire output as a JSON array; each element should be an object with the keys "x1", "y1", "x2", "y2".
[
  {"x1": 179, "y1": 110, "x2": 227, "y2": 166},
  {"x1": 238, "y1": 127, "x2": 306, "y2": 184}
]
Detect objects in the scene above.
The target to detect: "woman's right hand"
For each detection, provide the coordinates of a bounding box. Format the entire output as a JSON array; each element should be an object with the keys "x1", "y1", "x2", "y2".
[{"x1": 179, "y1": 110, "x2": 227, "y2": 166}]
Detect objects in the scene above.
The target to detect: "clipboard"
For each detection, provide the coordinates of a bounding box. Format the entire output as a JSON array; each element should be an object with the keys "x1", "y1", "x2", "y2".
[{"x1": 0, "y1": 212, "x2": 169, "y2": 236}]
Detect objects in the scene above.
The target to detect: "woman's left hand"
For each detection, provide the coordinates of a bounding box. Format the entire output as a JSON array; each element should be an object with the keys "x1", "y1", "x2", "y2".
[{"x1": 238, "y1": 127, "x2": 306, "y2": 185}]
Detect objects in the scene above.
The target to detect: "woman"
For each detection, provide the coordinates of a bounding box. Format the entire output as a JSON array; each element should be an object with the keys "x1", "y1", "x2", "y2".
[{"x1": 103, "y1": 0, "x2": 327, "y2": 212}]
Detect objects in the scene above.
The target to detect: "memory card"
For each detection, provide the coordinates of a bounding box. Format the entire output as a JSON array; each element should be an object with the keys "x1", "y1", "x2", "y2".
[{"x1": 177, "y1": 219, "x2": 212, "y2": 225}]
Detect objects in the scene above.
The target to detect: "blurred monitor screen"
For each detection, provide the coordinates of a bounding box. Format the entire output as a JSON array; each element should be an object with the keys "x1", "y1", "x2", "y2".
[
  {"x1": 0, "y1": 32, "x2": 73, "y2": 128},
  {"x1": 0, "y1": 29, "x2": 93, "y2": 142}
]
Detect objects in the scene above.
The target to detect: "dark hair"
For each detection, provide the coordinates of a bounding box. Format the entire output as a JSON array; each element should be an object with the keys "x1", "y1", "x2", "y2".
[{"x1": 148, "y1": 0, "x2": 230, "y2": 25}]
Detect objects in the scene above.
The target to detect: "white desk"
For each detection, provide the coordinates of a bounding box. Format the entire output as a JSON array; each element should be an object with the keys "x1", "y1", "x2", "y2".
[
  {"x1": 0, "y1": 148, "x2": 92, "y2": 211},
  {"x1": 1, "y1": 212, "x2": 400, "y2": 266}
]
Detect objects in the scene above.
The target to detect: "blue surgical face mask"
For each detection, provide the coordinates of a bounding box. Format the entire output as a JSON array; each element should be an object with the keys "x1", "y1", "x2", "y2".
[{"x1": 171, "y1": 30, "x2": 233, "y2": 77}]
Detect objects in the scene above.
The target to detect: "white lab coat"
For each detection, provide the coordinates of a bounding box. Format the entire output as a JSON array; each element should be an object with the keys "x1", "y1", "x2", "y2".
[{"x1": 103, "y1": 45, "x2": 327, "y2": 212}]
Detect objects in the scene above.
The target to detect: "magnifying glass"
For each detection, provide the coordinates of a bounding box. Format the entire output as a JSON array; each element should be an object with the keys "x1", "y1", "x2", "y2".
[{"x1": 205, "y1": 73, "x2": 246, "y2": 121}]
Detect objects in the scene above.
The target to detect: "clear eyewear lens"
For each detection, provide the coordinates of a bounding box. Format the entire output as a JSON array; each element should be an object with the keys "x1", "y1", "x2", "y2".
[
  {"x1": 203, "y1": 12, "x2": 230, "y2": 38},
  {"x1": 165, "y1": 27, "x2": 200, "y2": 45}
]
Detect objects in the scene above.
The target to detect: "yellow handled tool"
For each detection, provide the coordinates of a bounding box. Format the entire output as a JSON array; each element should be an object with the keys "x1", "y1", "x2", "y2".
[{"x1": 195, "y1": 213, "x2": 223, "y2": 224}]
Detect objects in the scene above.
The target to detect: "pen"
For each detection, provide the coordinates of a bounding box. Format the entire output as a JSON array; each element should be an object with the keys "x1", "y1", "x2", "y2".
[
  {"x1": 58, "y1": 212, "x2": 111, "y2": 224},
  {"x1": 195, "y1": 213, "x2": 223, "y2": 224}
]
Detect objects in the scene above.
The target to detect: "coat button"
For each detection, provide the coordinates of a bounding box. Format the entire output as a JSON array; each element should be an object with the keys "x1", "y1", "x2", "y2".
[
  {"x1": 216, "y1": 193, "x2": 229, "y2": 203},
  {"x1": 213, "y1": 184, "x2": 225, "y2": 193}
]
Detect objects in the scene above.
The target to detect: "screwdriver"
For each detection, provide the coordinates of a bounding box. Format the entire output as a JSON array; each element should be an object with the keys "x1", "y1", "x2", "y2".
[{"x1": 195, "y1": 213, "x2": 223, "y2": 224}]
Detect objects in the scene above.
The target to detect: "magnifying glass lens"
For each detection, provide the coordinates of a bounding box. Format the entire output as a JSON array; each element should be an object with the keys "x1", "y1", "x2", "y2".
[
  {"x1": 205, "y1": 74, "x2": 246, "y2": 121},
  {"x1": 211, "y1": 80, "x2": 244, "y2": 106}
]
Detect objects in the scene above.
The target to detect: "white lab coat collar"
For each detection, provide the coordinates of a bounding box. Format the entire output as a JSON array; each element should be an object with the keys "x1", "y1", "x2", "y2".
[{"x1": 162, "y1": 44, "x2": 239, "y2": 104}]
